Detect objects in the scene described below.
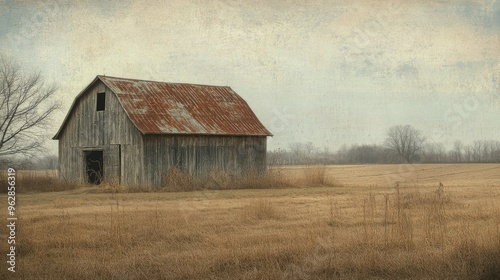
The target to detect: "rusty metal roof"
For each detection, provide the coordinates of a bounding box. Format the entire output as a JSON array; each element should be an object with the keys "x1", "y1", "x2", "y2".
[{"x1": 53, "y1": 75, "x2": 272, "y2": 138}]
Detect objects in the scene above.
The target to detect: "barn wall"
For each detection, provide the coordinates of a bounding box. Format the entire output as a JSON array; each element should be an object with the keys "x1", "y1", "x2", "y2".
[
  {"x1": 143, "y1": 135, "x2": 267, "y2": 187},
  {"x1": 58, "y1": 81, "x2": 144, "y2": 185}
]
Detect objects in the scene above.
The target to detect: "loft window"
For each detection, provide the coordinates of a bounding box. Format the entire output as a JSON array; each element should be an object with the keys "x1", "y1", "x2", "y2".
[{"x1": 96, "y1": 92, "x2": 105, "y2": 111}]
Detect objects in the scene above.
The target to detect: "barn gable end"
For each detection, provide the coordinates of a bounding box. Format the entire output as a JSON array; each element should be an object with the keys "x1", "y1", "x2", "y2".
[{"x1": 55, "y1": 79, "x2": 144, "y2": 186}]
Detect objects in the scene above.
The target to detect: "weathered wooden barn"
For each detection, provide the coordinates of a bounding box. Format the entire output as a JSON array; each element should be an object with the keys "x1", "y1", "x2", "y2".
[{"x1": 53, "y1": 75, "x2": 272, "y2": 187}]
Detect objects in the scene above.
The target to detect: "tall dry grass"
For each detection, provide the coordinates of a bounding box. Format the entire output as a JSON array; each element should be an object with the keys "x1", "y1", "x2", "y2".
[
  {"x1": 1, "y1": 180, "x2": 499, "y2": 279},
  {"x1": 1, "y1": 165, "x2": 343, "y2": 196},
  {"x1": 303, "y1": 164, "x2": 328, "y2": 186},
  {"x1": 33, "y1": 167, "x2": 304, "y2": 193},
  {"x1": 158, "y1": 165, "x2": 342, "y2": 192},
  {"x1": 0, "y1": 170, "x2": 81, "y2": 193},
  {"x1": 159, "y1": 167, "x2": 301, "y2": 192},
  {"x1": 241, "y1": 199, "x2": 283, "y2": 221}
]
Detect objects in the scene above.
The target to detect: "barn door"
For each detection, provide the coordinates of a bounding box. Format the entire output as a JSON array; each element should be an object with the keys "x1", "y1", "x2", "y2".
[{"x1": 104, "y1": 145, "x2": 121, "y2": 184}]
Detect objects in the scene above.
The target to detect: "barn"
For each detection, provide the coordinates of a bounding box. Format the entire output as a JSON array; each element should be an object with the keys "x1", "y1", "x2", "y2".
[{"x1": 53, "y1": 75, "x2": 272, "y2": 187}]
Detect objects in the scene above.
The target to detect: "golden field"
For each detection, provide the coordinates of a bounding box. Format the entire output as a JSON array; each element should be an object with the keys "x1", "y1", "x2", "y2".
[{"x1": 1, "y1": 164, "x2": 500, "y2": 279}]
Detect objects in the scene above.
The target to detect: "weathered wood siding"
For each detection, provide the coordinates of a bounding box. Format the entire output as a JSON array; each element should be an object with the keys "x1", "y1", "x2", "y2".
[
  {"x1": 58, "y1": 79, "x2": 269, "y2": 188},
  {"x1": 143, "y1": 135, "x2": 267, "y2": 187},
  {"x1": 58, "y1": 81, "x2": 144, "y2": 185}
]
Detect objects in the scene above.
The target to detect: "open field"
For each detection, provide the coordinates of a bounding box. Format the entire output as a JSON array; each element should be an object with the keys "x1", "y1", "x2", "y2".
[
  {"x1": 272, "y1": 163, "x2": 500, "y2": 188},
  {"x1": 1, "y1": 164, "x2": 500, "y2": 279},
  {"x1": 4, "y1": 163, "x2": 500, "y2": 192}
]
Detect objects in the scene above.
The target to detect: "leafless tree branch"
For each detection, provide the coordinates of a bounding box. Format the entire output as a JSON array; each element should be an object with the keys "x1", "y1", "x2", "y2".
[
  {"x1": 0, "y1": 55, "x2": 60, "y2": 158},
  {"x1": 385, "y1": 125, "x2": 426, "y2": 163}
]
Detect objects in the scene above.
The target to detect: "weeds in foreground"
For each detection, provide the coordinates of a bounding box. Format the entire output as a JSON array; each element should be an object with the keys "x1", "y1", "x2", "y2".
[
  {"x1": 318, "y1": 184, "x2": 500, "y2": 279},
  {"x1": 5, "y1": 183, "x2": 500, "y2": 280}
]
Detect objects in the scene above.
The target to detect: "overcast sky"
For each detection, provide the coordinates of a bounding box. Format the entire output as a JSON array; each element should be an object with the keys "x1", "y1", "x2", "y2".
[{"x1": 1, "y1": 0, "x2": 499, "y2": 154}]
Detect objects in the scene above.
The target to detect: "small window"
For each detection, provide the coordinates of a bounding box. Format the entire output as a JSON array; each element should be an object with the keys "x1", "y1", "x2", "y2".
[{"x1": 96, "y1": 92, "x2": 105, "y2": 111}]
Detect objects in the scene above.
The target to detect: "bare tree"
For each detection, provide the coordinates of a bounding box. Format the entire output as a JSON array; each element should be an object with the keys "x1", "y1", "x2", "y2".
[
  {"x1": 453, "y1": 140, "x2": 463, "y2": 163},
  {"x1": 385, "y1": 125, "x2": 425, "y2": 163},
  {"x1": 0, "y1": 56, "x2": 60, "y2": 157},
  {"x1": 494, "y1": 141, "x2": 500, "y2": 162},
  {"x1": 289, "y1": 142, "x2": 304, "y2": 158},
  {"x1": 464, "y1": 145, "x2": 473, "y2": 162},
  {"x1": 304, "y1": 142, "x2": 315, "y2": 155},
  {"x1": 36, "y1": 155, "x2": 58, "y2": 169},
  {"x1": 472, "y1": 140, "x2": 483, "y2": 162},
  {"x1": 482, "y1": 140, "x2": 494, "y2": 163},
  {"x1": 436, "y1": 142, "x2": 447, "y2": 162}
]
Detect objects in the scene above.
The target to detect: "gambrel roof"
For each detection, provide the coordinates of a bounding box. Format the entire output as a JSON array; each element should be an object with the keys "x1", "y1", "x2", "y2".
[{"x1": 53, "y1": 75, "x2": 272, "y2": 139}]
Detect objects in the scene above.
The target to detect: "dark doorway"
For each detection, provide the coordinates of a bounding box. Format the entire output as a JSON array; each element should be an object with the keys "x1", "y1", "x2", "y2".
[{"x1": 85, "y1": 151, "x2": 103, "y2": 184}]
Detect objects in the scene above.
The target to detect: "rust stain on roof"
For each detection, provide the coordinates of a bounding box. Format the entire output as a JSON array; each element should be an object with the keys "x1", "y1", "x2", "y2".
[{"x1": 99, "y1": 76, "x2": 272, "y2": 136}]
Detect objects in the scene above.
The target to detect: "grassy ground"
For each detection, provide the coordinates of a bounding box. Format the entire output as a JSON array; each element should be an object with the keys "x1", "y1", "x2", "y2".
[
  {"x1": 1, "y1": 164, "x2": 500, "y2": 279},
  {"x1": 272, "y1": 163, "x2": 500, "y2": 187}
]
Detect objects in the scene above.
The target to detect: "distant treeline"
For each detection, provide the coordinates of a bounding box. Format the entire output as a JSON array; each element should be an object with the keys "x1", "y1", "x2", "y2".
[
  {"x1": 268, "y1": 140, "x2": 500, "y2": 165},
  {"x1": 3, "y1": 140, "x2": 500, "y2": 170},
  {"x1": 0, "y1": 155, "x2": 58, "y2": 170}
]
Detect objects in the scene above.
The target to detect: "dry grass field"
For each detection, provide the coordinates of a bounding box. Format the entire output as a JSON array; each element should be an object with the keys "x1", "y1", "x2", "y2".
[
  {"x1": 273, "y1": 163, "x2": 500, "y2": 188},
  {"x1": 1, "y1": 164, "x2": 500, "y2": 279}
]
